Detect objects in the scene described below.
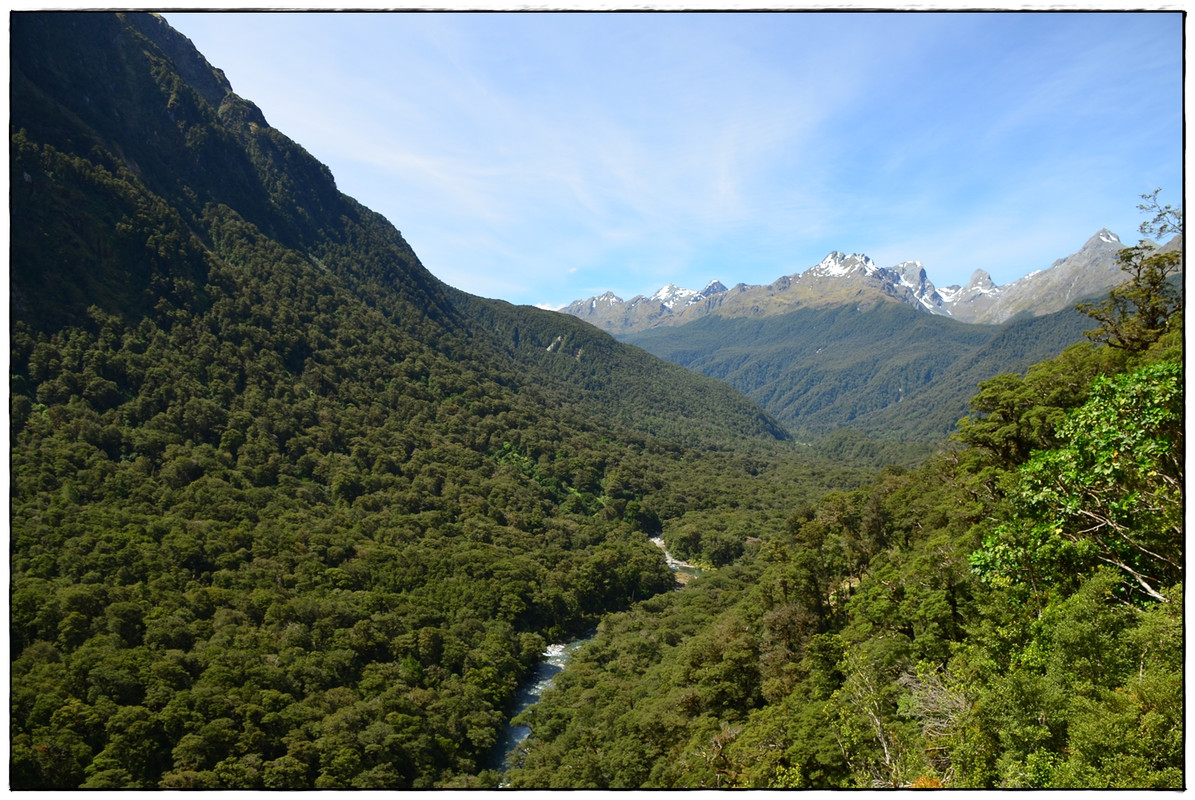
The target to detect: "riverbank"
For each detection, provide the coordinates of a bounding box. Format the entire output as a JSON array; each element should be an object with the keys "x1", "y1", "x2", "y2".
[
  {"x1": 488, "y1": 634, "x2": 596, "y2": 780},
  {"x1": 491, "y1": 536, "x2": 701, "y2": 780},
  {"x1": 649, "y1": 535, "x2": 702, "y2": 584}
]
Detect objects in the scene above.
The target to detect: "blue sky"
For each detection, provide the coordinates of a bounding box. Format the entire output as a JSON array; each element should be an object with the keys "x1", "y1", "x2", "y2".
[{"x1": 164, "y1": 11, "x2": 1182, "y2": 309}]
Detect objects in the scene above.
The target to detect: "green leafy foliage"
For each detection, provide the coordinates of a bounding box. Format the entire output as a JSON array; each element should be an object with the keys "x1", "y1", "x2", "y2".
[
  {"x1": 503, "y1": 305, "x2": 1182, "y2": 788},
  {"x1": 972, "y1": 360, "x2": 1182, "y2": 604}
]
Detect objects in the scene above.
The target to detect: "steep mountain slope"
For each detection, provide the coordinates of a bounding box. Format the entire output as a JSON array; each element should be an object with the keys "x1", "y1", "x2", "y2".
[
  {"x1": 941, "y1": 229, "x2": 1131, "y2": 323},
  {"x1": 9, "y1": 12, "x2": 782, "y2": 447},
  {"x1": 856, "y1": 304, "x2": 1101, "y2": 438},
  {"x1": 11, "y1": 12, "x2": 822, "y2": 790},
  {"x1": 626, "y1": 299, "x2": 1097, "y2": 440},
  {"x1": 562, "y1": 229, "x2": 1135, "y2": 335}
]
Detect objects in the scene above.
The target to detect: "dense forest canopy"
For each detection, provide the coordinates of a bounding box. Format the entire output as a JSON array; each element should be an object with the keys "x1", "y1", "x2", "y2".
[
  {"x1": 9, "y1": 11, "x2": 1183, "y2": 789},
  {"x1": 8, "y1": 12, "x2": 850, "y2": 788},
  {"x1": 505, "y1": 278, "x2": 1183, "y2": 789}
]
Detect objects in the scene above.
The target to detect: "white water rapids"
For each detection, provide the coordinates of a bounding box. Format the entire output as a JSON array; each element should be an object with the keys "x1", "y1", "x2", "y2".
[
  {"x1": 488, "y1": 636, "x2": 592, "y2": 776},
  {"x1": 488, "y1": 536, "x2": 702, "y2": 779}
]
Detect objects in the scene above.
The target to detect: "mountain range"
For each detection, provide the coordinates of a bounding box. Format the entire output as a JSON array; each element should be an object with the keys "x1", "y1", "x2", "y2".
[
  {"x1": 563, "y1": 228, "x2": 1135, "y2": 334},
  {"x1": 562, "y1": 229, "x2": 1181, "y2": 441}
]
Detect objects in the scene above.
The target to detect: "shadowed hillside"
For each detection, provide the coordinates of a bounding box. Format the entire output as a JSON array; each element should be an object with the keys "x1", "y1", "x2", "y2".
[{"x1": 10, "y1": 12, "x2": 836, "y2": 789}]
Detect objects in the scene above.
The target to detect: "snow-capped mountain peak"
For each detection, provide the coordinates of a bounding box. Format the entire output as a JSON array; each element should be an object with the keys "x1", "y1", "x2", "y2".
[
  {"x1": 807, "y1": 251, "x2": 877, "y2": 278},
  {"x1": 894, "y1": 260, "x2": 928, "y2": 290},
  {"x1": 889, "y1": 260, "x2": 948, "y2": 313},
  {"x1": 587, "y1": 291, "x2": 623, "y2": 311},
  {"x1": 937, "y1": 269, "x2": 999, "y2": 304},
  {"x1": 650, "y1": 280, "x2": 728, "y2": 309},
  {"x1": 651, "y1": 283, "x2": 699, "y2": 309}
]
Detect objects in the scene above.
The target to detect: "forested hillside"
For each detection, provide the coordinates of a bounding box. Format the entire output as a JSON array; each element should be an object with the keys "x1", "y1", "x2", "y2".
[
  {"x1": 9, "y1": 12, "x2": 846, "y2": 788},
  {"x1": 505, "y1": 243, "x2": 1184, "y2": 787},
  {"x1": 626, "y1": 294, "x2": 1099, "y2": 442}
]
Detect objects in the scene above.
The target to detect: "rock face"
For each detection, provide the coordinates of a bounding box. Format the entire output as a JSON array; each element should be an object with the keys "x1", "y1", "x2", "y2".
[
  {"x1": 562, "y1": 279, "x2": 732, "y2": 333},
  {"x1": 561, "y1": 228, "x2": 1170, "y2": 335},
  {"x1": 939, "y1": 229, "x2": 1133, "y2": 324}
]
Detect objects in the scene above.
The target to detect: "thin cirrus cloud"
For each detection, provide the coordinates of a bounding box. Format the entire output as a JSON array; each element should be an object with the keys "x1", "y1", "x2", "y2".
[{"x1": 165, "y1": 11, "x2": 1181, "y2": 308}]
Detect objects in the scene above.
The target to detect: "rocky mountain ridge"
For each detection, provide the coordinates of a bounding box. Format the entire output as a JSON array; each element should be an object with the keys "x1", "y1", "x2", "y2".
[{"x1": 563, "y1": 228, "x2": 1152, "y2": 334}]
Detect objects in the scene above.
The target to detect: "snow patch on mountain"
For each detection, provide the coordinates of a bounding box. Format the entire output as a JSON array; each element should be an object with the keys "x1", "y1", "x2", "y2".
[
  {"x1": 808, "y1": 251, "x2": 877, "y2": 278},
  {"x1": 589, "y1": 291, "x2": 622, "y2": 311},
  {"x1": 651, "y1": 284, "x2": 695, "y2": 309},
  {"x1": 648, "y1": 280, "x2": 728, "y2": 309},
  {"x1": 894, "y1": 261, "x2": 924, "y2": 290},
  {"x1": 890, "y1": 260, "x2": 948, "y2": 313},
  {"x1": 938, "y1": 269, "x2": 999, "y2": 303}
]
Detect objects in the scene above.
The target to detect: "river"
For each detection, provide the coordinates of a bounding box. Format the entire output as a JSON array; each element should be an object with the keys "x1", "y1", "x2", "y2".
[
  {"x1": 649, "y1": 534, "x2": 703, "y2": 584},
  {"x1": 488, "y1": 634, "x2": 594, "y2": 776},
  {"x1": 489, "y1": 536, "x2": 702, "y2": 779}
]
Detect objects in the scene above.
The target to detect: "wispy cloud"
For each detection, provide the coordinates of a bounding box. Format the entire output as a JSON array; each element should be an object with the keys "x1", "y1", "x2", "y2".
[{"x1": 166, "y1": 11, "x2": 1182, "y2": 307}]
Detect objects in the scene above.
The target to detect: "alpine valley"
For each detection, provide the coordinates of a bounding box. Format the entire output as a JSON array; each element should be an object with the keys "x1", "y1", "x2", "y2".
[
  {"x1": 564, "y1": 229, "x2": 1182, "y2": 443},
  {"x1": 10, "y1": 12, "x2": 1183, "y2": 791}
]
